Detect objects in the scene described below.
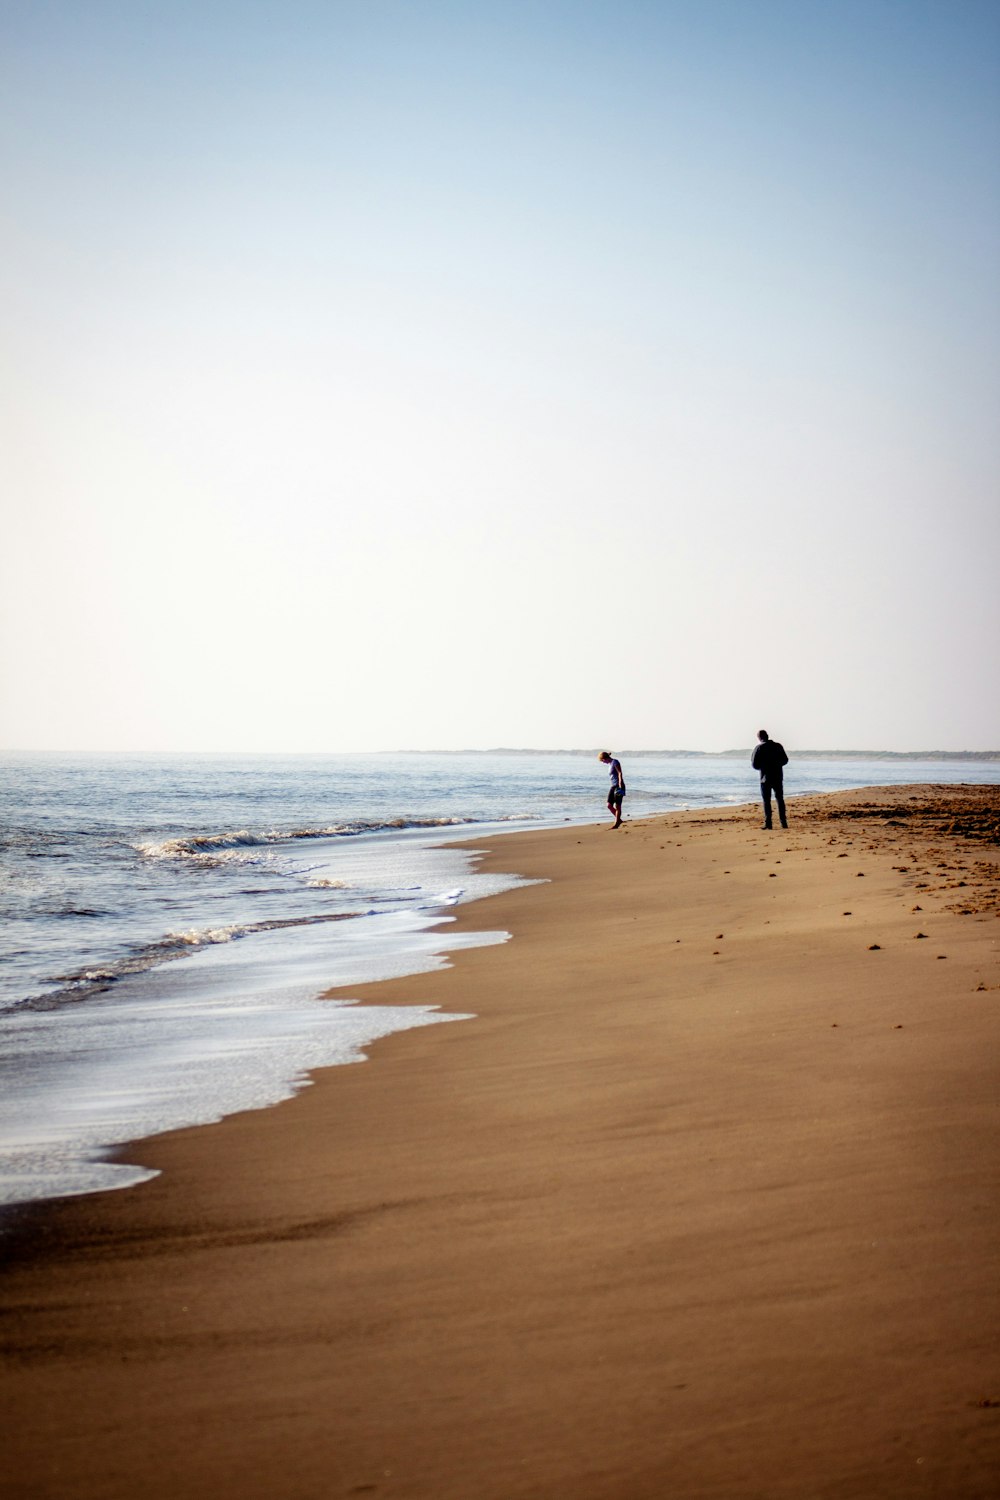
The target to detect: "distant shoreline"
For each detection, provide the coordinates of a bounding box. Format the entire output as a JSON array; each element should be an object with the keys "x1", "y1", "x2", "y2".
[
  {"x1": 401, "y1": 747, "x2": 1000, "y2": 761},
  {"x1": 4, "y1": 747, "x2": 999, "y2": 762}
]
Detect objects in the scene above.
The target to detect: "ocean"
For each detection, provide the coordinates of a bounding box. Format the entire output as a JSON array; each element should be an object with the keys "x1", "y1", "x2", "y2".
[{"x1": 2, "y1": 750, "x2": 996, "y2": 1211}]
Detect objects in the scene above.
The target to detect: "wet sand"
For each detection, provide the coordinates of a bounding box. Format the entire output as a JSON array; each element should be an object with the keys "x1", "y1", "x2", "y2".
[{"x1": 2, "y1": 785, "x2": 999, "y2": 1500}]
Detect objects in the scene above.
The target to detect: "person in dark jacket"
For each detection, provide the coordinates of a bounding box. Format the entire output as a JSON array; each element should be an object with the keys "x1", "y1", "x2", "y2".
[{"x1": 751, "y1": 730, "x2": 789, "y2": 829}]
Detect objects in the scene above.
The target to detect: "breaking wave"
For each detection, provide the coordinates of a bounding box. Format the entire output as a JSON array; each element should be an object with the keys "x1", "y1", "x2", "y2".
[
  {"x1": 136, "y1": 817, "x2": 483, "y2": 864},
  {"x1": 16, "y1": 909, "x2": 368, "y2": 1014}
]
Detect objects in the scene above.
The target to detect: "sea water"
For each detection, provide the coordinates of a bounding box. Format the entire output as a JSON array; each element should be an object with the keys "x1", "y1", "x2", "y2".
[{"x1": 1, "y1": 750, "x2": 996, "y2": 1209}]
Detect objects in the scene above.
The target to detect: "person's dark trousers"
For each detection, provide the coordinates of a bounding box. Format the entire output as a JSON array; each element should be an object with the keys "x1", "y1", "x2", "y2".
[{"x1": 761, "y1": 776, "x2": 787, "y2": 829}]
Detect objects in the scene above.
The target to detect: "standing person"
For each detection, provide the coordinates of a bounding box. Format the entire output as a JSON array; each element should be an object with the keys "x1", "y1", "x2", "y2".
[
  {"x1": 598, "y1": 751, "x2": 626, "y2": 829},
  {"x1": 752, "y1": 729, "x2": 789, "y2": 829}
]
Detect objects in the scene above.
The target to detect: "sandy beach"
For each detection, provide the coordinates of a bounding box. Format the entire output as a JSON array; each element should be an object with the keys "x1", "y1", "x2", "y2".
[{"x1": 2, "y1": 785, "x2": 998, "y2": 1500}]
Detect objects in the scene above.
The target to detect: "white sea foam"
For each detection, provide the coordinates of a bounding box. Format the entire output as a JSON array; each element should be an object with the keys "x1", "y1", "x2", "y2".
[
  {"x1": 0, "y1": 982, "x2": 472, "y2": 1206},
  {"x1": 0, "y1": 831, "x2": 529, "y2": 1207},
  {"x1": 163, "y1": 926, "x2": 245, "y2": 946},
  {"x1": 16, "y1": 912, "x2": 366, "y2": 1013}
]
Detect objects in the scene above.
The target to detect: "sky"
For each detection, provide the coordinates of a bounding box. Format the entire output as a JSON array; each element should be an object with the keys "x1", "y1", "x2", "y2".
[{"x1": 2, "y1": 0, "x2": 998, "y2": 754}]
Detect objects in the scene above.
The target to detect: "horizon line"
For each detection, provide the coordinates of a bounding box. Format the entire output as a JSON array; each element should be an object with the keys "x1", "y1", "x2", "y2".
[{"x1": 2, "y1": 746, "x2": 999, "y2": 760}]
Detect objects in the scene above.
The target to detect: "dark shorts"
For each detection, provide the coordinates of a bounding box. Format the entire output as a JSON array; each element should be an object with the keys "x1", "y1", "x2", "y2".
[{"x1": 608, "y1": 787, "x2": 625, "y2": 805}]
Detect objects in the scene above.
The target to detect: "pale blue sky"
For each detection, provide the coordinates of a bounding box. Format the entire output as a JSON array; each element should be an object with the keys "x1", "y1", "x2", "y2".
[{"x1": 2, "y1": 1, "x2": 998, "y2": 751}]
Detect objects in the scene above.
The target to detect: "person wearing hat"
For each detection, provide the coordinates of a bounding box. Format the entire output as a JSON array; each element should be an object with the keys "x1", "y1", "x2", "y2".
[{"x1": 598, "y1": 751, "x2": 626, "y2": 829}]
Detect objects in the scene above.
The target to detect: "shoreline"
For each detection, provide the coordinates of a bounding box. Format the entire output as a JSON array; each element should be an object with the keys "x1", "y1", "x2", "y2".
[{"x1": 2, "y1": 786, "x2": 998, "y2": 1499}]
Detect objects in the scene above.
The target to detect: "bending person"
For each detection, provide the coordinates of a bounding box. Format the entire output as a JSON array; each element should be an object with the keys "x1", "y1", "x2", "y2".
[{"x1": 598, "y1": 751, "x2": 626, "y2": 829}]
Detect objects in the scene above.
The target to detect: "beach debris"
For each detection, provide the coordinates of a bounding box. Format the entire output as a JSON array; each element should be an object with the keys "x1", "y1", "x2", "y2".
[
  {"x1": 914, "y1": 932, "x2": 928, "y2": 939},
  {"x1": 937, "y1": 954, "x2": 948, "y2": 959},
  {"x1": 869, "y1": 944, "x2": 882, "y2": 951},
  {"x1": 912, "y1": 904, "x2": 923, "y2": 911}
]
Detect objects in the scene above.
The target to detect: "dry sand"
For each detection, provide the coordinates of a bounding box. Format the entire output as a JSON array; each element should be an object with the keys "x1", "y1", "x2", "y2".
[{"x1": 2, "y1": 785, "x2": 999, "y2": 1500}]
